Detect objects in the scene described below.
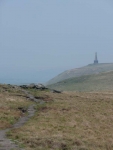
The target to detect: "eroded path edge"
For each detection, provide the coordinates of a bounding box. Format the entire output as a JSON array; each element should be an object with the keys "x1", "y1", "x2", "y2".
[{"x1": 0, "y1": 89, "x2": 43, "y2": 150}]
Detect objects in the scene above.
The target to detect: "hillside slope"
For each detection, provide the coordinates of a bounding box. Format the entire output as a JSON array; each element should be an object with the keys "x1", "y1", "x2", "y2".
[
  {"x1": 46, "y1": 63, "x2": 113, "y2": 85},
  {"x1": 47, "y1": 71, "x2": 113, "y2": 91}
]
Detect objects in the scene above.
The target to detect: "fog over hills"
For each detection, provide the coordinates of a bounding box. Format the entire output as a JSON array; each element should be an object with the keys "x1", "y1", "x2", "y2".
[
  {"x1": 1, "y1": 1, "x2": 113, "y2": 84},
  {"x1": 46, "y1": 63, "x2": 113, "y2": 85},
  {"x1": 47, "y1": 70, "x2": 113, "y2": 92}
]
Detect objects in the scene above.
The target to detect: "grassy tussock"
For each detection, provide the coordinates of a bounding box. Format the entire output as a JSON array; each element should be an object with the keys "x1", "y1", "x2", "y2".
[{"x1": 8, "y1": 90, "x2": 113, "y2": 150}]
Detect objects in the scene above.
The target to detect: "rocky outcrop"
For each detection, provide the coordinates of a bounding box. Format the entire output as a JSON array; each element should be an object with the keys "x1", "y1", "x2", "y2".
[
  {"x1": 51, "y1": 89, "x2": 62, "y2": 93},
  {"x1": 20, "y1": 83, "x2": 48, "y2": 90}
]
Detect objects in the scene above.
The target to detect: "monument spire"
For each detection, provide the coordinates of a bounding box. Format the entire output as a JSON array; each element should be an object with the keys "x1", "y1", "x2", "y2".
[
  {"x1": 95, "y1": 52, "x2": 97, "y2": 61},
  {"x1": 94, "y1": 52, "x2": 98, "y2": 64}
]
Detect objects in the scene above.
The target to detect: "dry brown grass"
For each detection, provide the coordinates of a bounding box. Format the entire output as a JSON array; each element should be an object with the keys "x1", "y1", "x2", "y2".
[
  {"x1": 0, "y1": 85, "x2": 34, "y2": 130},
  {"x1": 8, "y1": 90, "x2": 113, "y2": 150}
]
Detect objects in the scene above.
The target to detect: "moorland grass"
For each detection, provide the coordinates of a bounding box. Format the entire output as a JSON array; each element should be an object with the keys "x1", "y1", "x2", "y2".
[
  {"x1": 0, "y1": 85, "x2": 34, "y2": 130},
  {"x1": 7, "y1": 90, "x2": 113, "y2": 150}
]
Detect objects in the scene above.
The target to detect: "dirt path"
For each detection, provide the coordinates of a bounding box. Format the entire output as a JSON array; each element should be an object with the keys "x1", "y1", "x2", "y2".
[{"x1": 0, "y1": 89, "x2": 43, "y2": 150}]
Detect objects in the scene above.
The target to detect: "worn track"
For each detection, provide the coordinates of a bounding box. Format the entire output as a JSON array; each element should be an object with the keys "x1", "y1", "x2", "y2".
[{"x1": 0, "y1": 89, "x2": 43, "y2": 150}]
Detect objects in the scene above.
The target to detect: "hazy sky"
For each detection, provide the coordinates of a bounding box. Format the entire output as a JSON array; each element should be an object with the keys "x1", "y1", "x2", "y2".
[{"x1": 0, "y1": 0, "x2": 113, "y2": 84}]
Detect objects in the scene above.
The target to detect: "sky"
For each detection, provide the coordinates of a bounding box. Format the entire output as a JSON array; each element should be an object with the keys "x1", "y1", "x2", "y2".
[{"x1": 0, "y1": 0, "x2": 113, "y2": 84}]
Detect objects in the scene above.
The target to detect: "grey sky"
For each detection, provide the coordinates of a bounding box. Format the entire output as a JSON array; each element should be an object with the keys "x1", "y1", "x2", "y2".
[{"x1": 0, "y1": 0, "x2": 113, "y2": 84}]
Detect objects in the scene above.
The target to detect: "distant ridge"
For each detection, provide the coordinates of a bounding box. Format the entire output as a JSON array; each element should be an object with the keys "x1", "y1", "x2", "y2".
[
  {"x1": 47, "y1": 70, "x2": 113, "y2": 92},
  {"x1": 46, "y1": 63, "x2": 113, "y2": 85}
]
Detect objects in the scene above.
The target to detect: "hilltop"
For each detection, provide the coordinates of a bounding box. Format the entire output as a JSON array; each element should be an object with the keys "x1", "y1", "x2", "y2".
[
  {"x1": 46, "y1": 63, "x2": 113, "y2": 85},
  {"x1": 47, "y1": 70, "x2": 113, "y2": 91}
]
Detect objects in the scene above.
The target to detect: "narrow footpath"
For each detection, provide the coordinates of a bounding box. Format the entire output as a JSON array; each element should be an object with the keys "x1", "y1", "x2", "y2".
[{"x1": 0, "y1": 89, "x2": 43, "y2": 150}]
